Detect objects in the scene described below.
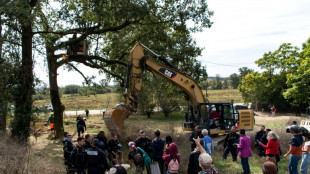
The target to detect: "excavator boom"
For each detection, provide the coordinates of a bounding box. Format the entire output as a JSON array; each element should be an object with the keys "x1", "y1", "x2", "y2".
[{"x1": 103, "y1": 42, "x2": 206, "y2": 136}]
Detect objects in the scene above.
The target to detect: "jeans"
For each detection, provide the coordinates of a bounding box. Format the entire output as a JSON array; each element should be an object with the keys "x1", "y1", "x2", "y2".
[
  {"x1": 241, "y1": 157, "x2": 250, "y2": 174},
  {"x1": 223, "y1": 146, "x2": 238, "y2": 161},
  {"x1": 300, "y1": 153, "x2": 310, "y2": 174},
  {"x1": 289, "y1": 155, "x2": 301, "y2": 174},
  {"x1": 158, "y1": 159, "x2": 165, "y2": 174}
]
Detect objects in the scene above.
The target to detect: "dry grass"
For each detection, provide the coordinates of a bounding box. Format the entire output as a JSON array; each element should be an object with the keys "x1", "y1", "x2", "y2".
[{"x1": 204, "y1": 89, "x2": 243, "y2": 103}]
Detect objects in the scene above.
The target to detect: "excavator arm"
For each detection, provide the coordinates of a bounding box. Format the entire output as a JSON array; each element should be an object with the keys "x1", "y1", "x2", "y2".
[{"x1": 104, "y1": 42, "x2": 206, "y2": 136}]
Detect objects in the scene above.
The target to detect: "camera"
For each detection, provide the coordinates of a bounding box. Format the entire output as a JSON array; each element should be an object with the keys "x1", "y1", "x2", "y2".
[
  {"x1": 286, "y1": 125, "x2": 308, "y2": 136},
  {"x1": 193, "y1": 131, "x2": 199, "y2": 139}
]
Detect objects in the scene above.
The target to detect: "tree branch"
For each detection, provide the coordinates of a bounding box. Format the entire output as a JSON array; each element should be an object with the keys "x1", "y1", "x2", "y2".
[{"x1": 67, "y1": 63, "x2": 90, "y2": 84}]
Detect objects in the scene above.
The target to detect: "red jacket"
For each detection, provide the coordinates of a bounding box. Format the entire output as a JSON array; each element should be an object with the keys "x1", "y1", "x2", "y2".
[{"x1": 261, "y1": 139, "x2": 279, "y2": 155}]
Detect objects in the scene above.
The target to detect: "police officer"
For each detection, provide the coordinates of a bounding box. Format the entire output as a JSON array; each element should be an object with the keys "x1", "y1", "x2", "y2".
[
  {"x1": 63, "y1": 134, "x2": 75, "y2": 174},
  {"x1": 83, "y1": 134, "x2": 92, "y2": 150},
  {"x1": 76, "y1": 117, "x2": 87, "y2": 137},
  {"x1": 94, "y1": 131, "x2": 108, "y2": 152},
  {"x1": 107, "y1": 134, "x2": 122, "y2": 164},
  {"x1": 135, "y1": 130, "x2": 152, "y2": 174},
  {"x1": 255, "y1": 125, "x2": 267, "y2": 157},
  {"x1": 86, "y1": 138, "x2": 110, "y2": 174},
  {"x1": 71, "y1": 137, "x2": 86, "y2": 174},
  {"x1": 189, "y1": 125, "x2": 204, "y2": 151},
  {"x1": 223, "y1": 126, "x2": 239, "y2": 161}
]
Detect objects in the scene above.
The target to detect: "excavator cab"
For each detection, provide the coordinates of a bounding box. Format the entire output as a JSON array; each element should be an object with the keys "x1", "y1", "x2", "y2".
[{"x1": 184, "y1": 102, "x2": 254, "y2": 135}]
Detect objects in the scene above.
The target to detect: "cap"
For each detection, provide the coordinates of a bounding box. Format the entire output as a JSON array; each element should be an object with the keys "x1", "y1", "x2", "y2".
[
  {"x1": 290, "y1": 125, "x2": 299, "y2": 133},
  {"x1": 139, "y1": 130, "x2": 145, "y2": 134},
  {"x1": 128, "y1": 141, "x2": 135, "y2": 147},
  {"x1": 199, "y1": 153, "x2": 212, "y2": 164}
]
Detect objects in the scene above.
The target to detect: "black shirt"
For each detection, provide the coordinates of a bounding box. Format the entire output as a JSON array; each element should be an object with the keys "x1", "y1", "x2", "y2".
[{"x1": 224, "y1": 133, "x2": 240, "y2": 147}]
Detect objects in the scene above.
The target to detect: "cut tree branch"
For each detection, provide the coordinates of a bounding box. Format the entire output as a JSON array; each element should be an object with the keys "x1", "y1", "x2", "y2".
[{"x1": 67, "y1": 63, "x2": 90, "y2": 84}]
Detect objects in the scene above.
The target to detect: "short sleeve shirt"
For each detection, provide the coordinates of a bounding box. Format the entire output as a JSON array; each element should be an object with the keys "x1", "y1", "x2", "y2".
[{"x1": 289, "y1": 134, "x2": 303, "y2": 156}]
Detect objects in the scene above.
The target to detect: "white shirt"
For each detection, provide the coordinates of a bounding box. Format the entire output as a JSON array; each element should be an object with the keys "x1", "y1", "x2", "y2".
[{"x1": 302, "y1": 141, "x2": 310, "y2": 152}]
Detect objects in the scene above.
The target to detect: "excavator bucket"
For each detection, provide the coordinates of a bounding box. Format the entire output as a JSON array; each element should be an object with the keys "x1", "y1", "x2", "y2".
[{"x1": 103, "y1": 108, "x2": 131, "y2": 137}]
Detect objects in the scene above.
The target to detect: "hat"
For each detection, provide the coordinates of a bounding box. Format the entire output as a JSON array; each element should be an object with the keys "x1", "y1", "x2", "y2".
[
  {"x1": 199, "y1": 153, "x2": 212, "y2": 164},
  {"x1": 290, "y1": 125, "x2": 299, "y2": 133},
  {"x1": 128, "y1": 141, "x2": 135, "y2": 147},
  {"x1": 139, "y1": 130, "x2": 145, "y2": 134}
]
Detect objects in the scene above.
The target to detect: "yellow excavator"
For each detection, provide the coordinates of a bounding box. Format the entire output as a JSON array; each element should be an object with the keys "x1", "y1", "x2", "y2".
[{"x1": 103, "y1": 42, "x2": 254, "y2": 137}]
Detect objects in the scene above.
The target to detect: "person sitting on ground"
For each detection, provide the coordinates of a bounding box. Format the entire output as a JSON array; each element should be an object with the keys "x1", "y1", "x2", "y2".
[
  {"x1": 105, "y1": 159, "x2": 130, "y2": 174},
  {"x1": 128, "y1": 141, "x2": 144, "y2": 174},
  {"x1": 190, "y1": 125, "x2": 204, "y2": 151},
  {"x1": 194, "y1": 137, "x2": 218, "y2": 174},
  {"x1": 262, "y1": 156, "x2": 278, "y2": 174},
  {"x1": 76, "y1": 116, "x2": 87, "y2": 137},
  {"x1": 202, "y1": 129, "x2": 214, "y2": 154},
  {"x1": 163, "y1": 142, "x2": 180, "y2": 174},
  {"x1": 70, "y1": 137, "x2": 86, "y2": 174},
  {"x1": 83, "y1": 134, "x2": 92, "y2": 150},
  {"x1": 107, "y1": 134, "x2": 122, "y2": 164},
  {"x1": 152, "y1": 130, "x2": 165, "y2": 174},
  {"x1": 258, "y1": 131, "x2": 280, "y2": 168}
]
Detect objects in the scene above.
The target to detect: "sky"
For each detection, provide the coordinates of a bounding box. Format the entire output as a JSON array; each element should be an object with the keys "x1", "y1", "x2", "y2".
[{"x1": 34, "y1": 0, "x2": 310, "y2": 87}]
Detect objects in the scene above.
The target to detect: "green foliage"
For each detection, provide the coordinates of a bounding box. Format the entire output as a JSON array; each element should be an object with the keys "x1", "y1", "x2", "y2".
[
  {"x1": 138, "y1": 74, "x2": 156, "y2": 115},
  {"x1": 239, "y1": 67, "x2": 254, "y2": 78},
  {"x1": 239, "y1": 38, "x2": 310, "y2": 111},
  {"x1": 229, "y1": 73, "x2": 241, "y2": 89},
  {"x1": 209, "y1": 74, "x2": 223, "y2": 89},
  {"x1": 64, "y1": 85, "x2": 81, "y2": 94},
  {"x1": 222, "y1": 78, "x2": 229, "y2": 89}
]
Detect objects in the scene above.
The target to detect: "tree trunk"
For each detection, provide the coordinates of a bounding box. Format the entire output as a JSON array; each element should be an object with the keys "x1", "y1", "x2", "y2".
[
  {"x1": 47, "y1": 48, "x2": 64, "y2": 139},
  {"x1": 11, "y1": 25, "x2": 34, "y2": 141},
  {"x1": 0, "y1": 16, "x2": 6, "y2": 132}
]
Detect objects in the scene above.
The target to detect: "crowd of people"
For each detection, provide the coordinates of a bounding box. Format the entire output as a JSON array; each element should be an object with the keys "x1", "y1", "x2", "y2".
[{"x1": 61, "y1": 115, "x2": 310, "y2": 174}]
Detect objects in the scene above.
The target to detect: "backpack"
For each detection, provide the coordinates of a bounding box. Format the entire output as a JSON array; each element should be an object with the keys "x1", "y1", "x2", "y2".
[
  {"x1": 168, "y1": 157, "x2": 179, "y2": 173},
  {"x1": 200, "y1": 166, "x2": 218, "y2": 174},
  {"x1": 137, "y1": 147, "x2": 151, "y2": 166},
  {"x1": 133, "y1": 151, "x2": 143, "y2": 165},
  {"x1": 115, "y1": 165, "x2": 127, "y2": 174}
]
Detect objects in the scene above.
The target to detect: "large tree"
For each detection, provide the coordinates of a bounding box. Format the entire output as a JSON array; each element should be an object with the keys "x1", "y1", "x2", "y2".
[{"x1": 33, "y1": 0, "x2": 212, "y2": 138}]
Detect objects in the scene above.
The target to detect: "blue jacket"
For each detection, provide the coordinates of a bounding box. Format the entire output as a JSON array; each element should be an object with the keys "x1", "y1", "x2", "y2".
[
  {"x1": 152, "y1": 137, "x2": 165, "y2": 161},
  {"x1": 202, "y1": 136, "x2": 214, "y2": 154}
]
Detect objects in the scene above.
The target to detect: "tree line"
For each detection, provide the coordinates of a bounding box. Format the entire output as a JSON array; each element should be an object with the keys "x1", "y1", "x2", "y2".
[
  {"x1": 239, "y1": 38, "x2": 310, "y2": 112},
  {"x1": 0, "y1": 0, "x2": 213, "y2": 141}
]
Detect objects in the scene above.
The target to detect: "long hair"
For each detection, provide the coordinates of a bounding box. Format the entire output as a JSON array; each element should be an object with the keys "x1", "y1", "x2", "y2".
[{"x1": 267, "y1": 131, "x2": 279, "y2": 140}]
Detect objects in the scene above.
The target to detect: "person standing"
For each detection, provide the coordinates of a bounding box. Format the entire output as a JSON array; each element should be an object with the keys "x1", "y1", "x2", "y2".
[
  {"x1": 85, "y1": 109, "x2": 89, "y2": 118},
  {"x1": 108, "y1": 134, "x2": 122, "y2": 164},
  {"x1": 94, "y1": 131, "x2": 108, "y2": 152},
  {"x1": 152, "y1": 130, "x2": 165, "y2": 174},
  {"x1": 190, "y1": 125, "x2": 203, "y2": 151},
  {"x1": 63, "y1": 134, "x2": 75, "y2": 174},
  {"x1": 76, "y1": 117, "x2": 86, "y2": 137},
  {"x1": 223, "y1": 126, "x2": 239, "y2": 161},
  {"x1": 295, "y1": 104, "x2": 301, "y2": 116},
  {"x1": 258, "y1": 131, "x2": 280, "y2": 167},
  {"x1": 83, "y1": 134, "x2": 92, "y2": 150},
  {"x1": 135, "y1": 130, "x2": 152, "y2": 174},
  {"x1": 128, "y1": 141, "x2": 144, "y2": 174},
  {"x1": 284, "y1": 125, "x2": 303, "y2": 174},
  {"x1": 237, "y1": 129, "x2": 252, "y2": 174},
  {"x1": 194, "y1": 137, "x2": 218, "y2": 174},
  {"x1": 188, "y1": 140, "x2": 204, "y2": 174},
  {"x1": 201, "y1": 129, "x2": 214, "y2": 154},
  {"x1": 255, "y1": 125, "x2": 267, "y2": 157},
  {"x1": 300, "y1": 133, "x2": 310, "y2": 174},
  {"x1": 271, "y1": 105, "x2": 276, "y2": 116},
  {"x1": 71, "y1": 137, "x2": 86, "y2": 174},
  {"x1": 163, "y1": 143, "x2": 180, "y2": 174},
  {"x1": 86, "y1": 139, "x2": 110, "y2": 174},
  {"x1": 47, "y1": 114, "x2": 55, "y2": 133},
  {"x1": 306, "y1": 106, "x2": 310, "y2": 118}
]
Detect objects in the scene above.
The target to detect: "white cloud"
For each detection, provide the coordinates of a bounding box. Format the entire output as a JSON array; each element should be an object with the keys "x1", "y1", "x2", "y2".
[{"x1": 194, "y1": 0, "x2": 310, "y2": 77}]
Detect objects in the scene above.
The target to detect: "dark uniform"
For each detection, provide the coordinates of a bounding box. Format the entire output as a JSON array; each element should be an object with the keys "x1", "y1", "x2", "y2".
[
  {"x1": 63, "y1": 140, "x2": 75, "y2": 173},
  {"x1": 86, "y1": 147, "x2": 110, "y2": 174},
  {"x1": 189, "y1": 131, "x2": 204, "y2": 151},
  {"x1": 223, "y1": 132, "x2": 240, "y2": 161},
  {"x1": 255, "y1": 130, "x2": 266, "y2": 157},
  {"x1": 70, "y1": 145, "x2": 86, "y2": 174},
  {"x1": 128, "y1": 150, "x2": 144, "y2": 174},
  {"x1": 94, "y1": 136, "x2": 108, "y2": 151},
  {"x1": 107, "y1": 139, "x2": 122, "y2": 163},
  {"x1": 83, "y1": 140, "x2": 92, "y2": 151},
  {"x1": 77, "y1": 119, "x2": 86, "y2": 137}
]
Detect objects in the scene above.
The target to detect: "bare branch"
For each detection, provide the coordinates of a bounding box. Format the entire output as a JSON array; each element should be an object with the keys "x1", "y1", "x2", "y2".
[{"x1": 67, "y1": 63, "x2": 90, "y2": 84}]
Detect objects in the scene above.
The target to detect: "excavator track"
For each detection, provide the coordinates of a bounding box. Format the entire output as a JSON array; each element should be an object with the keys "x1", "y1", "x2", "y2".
[{"x1": 103, "y1": 108, "x2": 131, "y2": 137}]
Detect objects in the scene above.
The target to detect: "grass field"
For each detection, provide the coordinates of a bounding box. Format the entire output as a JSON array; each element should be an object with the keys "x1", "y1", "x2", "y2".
[
  {"x1": 1, "y1": 110, "x2": 306, "y2": 174},
  {"x1": 33, "y1": 89, "x2": 243, "y2": 111}
]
